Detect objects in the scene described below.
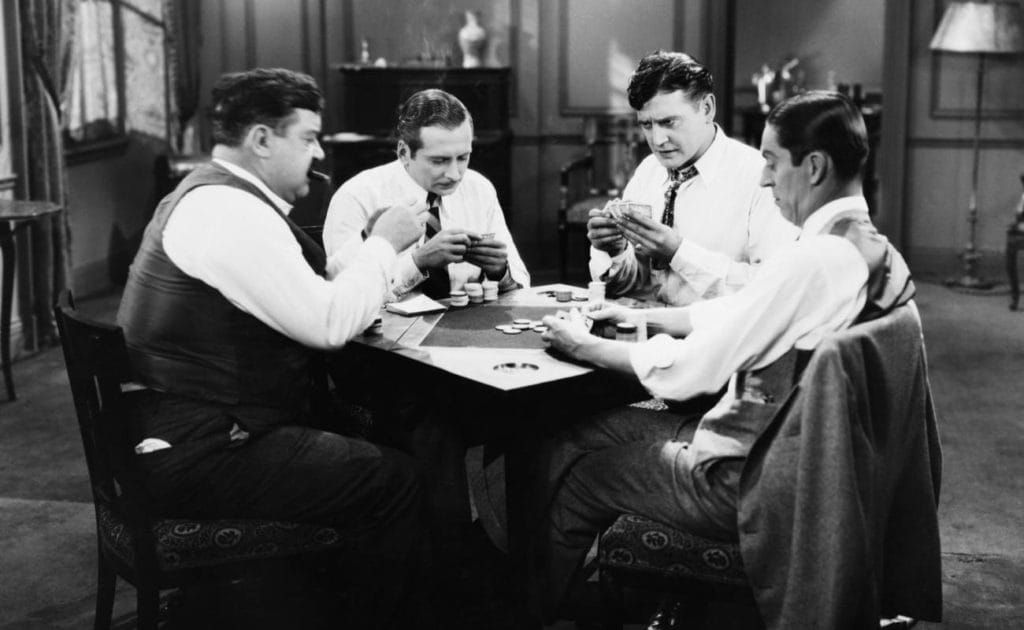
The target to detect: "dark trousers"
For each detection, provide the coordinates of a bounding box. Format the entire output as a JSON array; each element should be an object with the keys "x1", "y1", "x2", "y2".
[
  {"x1": 539, "y1": 404, "x2": 741, "y2": 622},
  {"x1": 130, "y1": 391, "x2": 424, "y2": 628}
]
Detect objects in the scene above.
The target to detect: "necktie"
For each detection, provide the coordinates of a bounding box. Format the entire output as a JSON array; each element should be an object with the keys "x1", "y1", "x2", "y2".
[
  {"x1": 421, "y1": 192, "x2": 451, "y2": 299},
  {"x1": 651, "y1": 165, "x2": 699, "y2": 269},
  {"x1": 659, "y1": 165, "x2": 699, "y2": 228},
  {"x1": 425, "y1": 192, "x2": 442, "y2": 239}
]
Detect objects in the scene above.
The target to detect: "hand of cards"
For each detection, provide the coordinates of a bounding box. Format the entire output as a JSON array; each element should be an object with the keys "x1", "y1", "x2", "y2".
[
  {"x1": 468, "y1": 232, "x2": 496, "y2": 249},
  {"x1": 602, "y1": 199, "x2": 653, "y2": 222}
]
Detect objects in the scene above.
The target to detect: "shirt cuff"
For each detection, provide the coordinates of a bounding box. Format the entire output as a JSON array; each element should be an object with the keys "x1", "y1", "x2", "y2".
[
  {"x1": 628, "y1": 333, "x2": 677, "y2": 380},
  {"x1": 392, "y1": 249, "x2": 427, "y2": 295},
  {"x1": 590, "y1": 244, "x2": 634, "y2": 280}
]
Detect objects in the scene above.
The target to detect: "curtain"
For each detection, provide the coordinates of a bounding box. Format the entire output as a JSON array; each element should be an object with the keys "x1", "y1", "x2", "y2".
[
  {"x1": 64, "y1": 0, "x2": 117, "y2": 142},
  {"x1": 17, "y1": 0, "x2": 77, "y2": 349},
  {"x1": 163, "y1": 0, "x2": 200, "y2": 154}
]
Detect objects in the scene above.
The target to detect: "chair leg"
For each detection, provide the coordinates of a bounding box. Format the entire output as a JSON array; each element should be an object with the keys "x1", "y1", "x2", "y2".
[
  {"x1": 93, "y1": 555, "x2": 116, "y2": 630},
  {"x1": 136, "y1": 582, "x2": 161, "y2": 630}
]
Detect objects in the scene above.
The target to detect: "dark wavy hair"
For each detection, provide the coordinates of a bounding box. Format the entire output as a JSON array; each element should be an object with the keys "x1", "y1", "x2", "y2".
[
  {"x1": 394, "y1": 89, "x2": 473, "y2": 155},
  {"x1": 209, "y1": 68, "x2": 323, "y2": 146},
  {"x1": 766, "y1": 91, "x2": 868, "y2": 180},
  {"x1": 626, "y1": 50, "x2": 714, "y2": 110}
]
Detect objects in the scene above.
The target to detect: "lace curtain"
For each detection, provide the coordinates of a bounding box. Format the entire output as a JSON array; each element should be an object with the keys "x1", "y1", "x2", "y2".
[
  {"x1": 63, "y1": 0, "x2": 117, "y2": 142},
  {"x1": 64, "y1": 0, "x2": 197, "y2": 148}
]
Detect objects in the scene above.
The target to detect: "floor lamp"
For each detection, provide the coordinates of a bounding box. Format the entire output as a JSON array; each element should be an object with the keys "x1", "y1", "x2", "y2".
[{"x1": 930, "y1": 1, "x2": 1024, "y2": 289}]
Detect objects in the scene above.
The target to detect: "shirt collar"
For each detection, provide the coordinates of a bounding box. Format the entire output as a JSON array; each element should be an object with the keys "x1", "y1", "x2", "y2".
[
  {"x1": 212, "y1": 158, "x2": 293, "y2": 214},
  {"x1": 800, "y1": 196, "x2": 870, "y2": 238},
  {"x1": 691, "y1": 125, "x2": 727, "y2": 185},
  {"x1": 391, "y1": 159, "x2": 434, "y2": 202},
  {"x1": 664, "y1": 124, "x2": 725, "y2": 186}
]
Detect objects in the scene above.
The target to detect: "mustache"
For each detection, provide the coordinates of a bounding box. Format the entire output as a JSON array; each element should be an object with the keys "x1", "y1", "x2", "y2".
[{"x1": 307, "y1": 169, "x2": 330, "y2": 182}]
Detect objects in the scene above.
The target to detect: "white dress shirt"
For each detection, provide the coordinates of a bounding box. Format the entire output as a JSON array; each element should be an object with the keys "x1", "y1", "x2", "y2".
[
  {"x1": 162, "y1": 158, "x2": 398, "y2": 349},
  {"x1": 324, "y1": 159, "x2": 530, "y2": 299},
  {"x1": 629, "y1": 196, "x2": 873, "y2": 402},
  {"x1": 590, "y1": 128, "x2": 798, "y2": 305}
]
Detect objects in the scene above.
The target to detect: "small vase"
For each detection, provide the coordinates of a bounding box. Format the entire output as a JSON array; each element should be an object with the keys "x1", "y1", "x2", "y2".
[{"x1": 458, "y1": 11, "x2": 487, "y2": 68}]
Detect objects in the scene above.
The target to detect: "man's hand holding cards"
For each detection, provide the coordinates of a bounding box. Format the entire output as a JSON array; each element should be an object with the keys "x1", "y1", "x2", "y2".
[{"x1": 464, "y1": 232, "x2": 508, "y2": 278}]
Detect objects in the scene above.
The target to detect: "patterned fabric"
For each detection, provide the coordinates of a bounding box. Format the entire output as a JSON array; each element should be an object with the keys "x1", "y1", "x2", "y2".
[
  {"x1": 628, "y1": 397, "x2": 669, "y2": 411},
  {"x1": 651, "y1": 165, "x2": 698, "y2": 271},
  {"x1": 658, "y1": 165, "x2": 699, "y2": 228},
  {"x1": 421, "y1": 192, "x2": 451, "y2": 299},
  {"x1": 96, "y1": 503, "x2": 349, "y2": 571},
  {"x1": 599, "y1": 514, "x2": 746, "y2": 586}
]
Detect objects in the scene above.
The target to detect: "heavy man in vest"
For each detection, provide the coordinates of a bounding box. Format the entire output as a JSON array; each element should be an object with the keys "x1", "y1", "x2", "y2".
[
  {"x1": 117, "y1": 68, "x2": 428, "y2": 628},
  {"x1": 537, "y1": 91, "x2": 915, "y2": 625}
]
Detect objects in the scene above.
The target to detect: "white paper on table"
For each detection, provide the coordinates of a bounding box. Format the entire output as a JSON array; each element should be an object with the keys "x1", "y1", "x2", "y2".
[{"x1": 385, "y1": 294, "x2": 448, "y2": 316}]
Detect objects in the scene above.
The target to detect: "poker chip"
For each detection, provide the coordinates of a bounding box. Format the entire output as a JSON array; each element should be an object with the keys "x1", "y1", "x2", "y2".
[
  {"x1": 502, "y1": 327, "x2": 523, "y2": 335},
  {"x1": 572, "y1": 294, "x2": 589, "y2": 302},
  {"x1": 512, "y1": 318, "x2": 531, "y2": 325},
  {"x1": 512, "y1": 323, "x2": 532, "y2": 330},
  {"x1": 532, "y1": 325, "x2": 549, "y2": 333},
  {"x1": 495, "y1": 324, "x2": 517, "y2": 332}
]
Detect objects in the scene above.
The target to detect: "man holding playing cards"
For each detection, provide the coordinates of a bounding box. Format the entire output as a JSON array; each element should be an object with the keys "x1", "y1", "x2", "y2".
[
  {"x1": 325, "y1": 89, "x2": 530, "y2": 300},
  {"x1": 588, "y1": 51, "x2": 797, "y2": 305}
]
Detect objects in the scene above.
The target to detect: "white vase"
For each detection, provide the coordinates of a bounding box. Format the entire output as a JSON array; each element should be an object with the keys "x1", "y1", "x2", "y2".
[{"x1": 458, "y1": 11, "x2": 487, "y2": 68}]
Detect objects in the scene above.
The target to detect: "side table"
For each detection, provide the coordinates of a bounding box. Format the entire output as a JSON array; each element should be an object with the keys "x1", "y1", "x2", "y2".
[{"x1": 0, "y1": 199, "x2": 63, "y2": 401}]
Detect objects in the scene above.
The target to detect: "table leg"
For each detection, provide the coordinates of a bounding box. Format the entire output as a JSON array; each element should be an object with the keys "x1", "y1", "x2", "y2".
[
  {"x1": 503, "y1": 434, "x2": 545, "y2": 630},
  {"x1": 1, "y1": 222, "x2": 16, "y2": 400}
]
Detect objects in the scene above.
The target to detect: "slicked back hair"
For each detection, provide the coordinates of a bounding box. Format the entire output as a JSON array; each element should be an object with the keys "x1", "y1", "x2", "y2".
[
  {"x1": 626, "y1": 50, "x2": 714, "y2": 111},
  {"x1": 395, "y1": 89, "x2": 473, "y2": 156},
  {"x1": 210, "y1": 68, "x2": 323, "y2": 146},
  {"x1": 766, "y1": 91, "x2": 868, "y2": 180}
]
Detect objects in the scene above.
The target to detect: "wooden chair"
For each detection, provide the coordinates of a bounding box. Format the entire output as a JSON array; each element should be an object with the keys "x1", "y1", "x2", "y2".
[
  {"x1": 558, "y1": 118, "x2": 646, "y2": 281},
  {"x1": 594, "y1": 305, "x2": 941, "y2": 629},
  {"x1": 53, "y1": 291, "x2": 354, "y2": 629}
]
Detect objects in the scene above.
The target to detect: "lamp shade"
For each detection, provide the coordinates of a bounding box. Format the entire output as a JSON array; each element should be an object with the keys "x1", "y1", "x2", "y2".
[{"x1": 930, "y1": 1, "x2": 1024, "y2": 54}]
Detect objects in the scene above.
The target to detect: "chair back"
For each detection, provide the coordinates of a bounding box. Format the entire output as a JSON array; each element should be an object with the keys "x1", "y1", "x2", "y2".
[{"x1": 53, "y1": 291, "x2": 138, "y2": 513}]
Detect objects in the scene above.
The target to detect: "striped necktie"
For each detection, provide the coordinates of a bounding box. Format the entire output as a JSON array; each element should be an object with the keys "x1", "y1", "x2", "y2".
[
  {"x1": 421, "y1": 192, "x2": 450, "y2": 298},
  {"x1": 425, "y1": 192, "x2": 441, "y2": 239},
  {"x1": 659, "y1": 165, "x2": 699, "y2": 228},
  {"x1": 651, "y1": 165, "x2": 698, "y2": 270}
]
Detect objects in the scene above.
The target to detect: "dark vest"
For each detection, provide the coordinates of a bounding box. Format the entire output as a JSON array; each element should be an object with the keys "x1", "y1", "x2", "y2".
[{"x1": 117, "y1": 163, "x2": 327, "y2": 430}]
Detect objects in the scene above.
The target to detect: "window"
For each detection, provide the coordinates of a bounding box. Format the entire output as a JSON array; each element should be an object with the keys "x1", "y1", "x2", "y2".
[{"x1": 64, "y1": 0, "x2": 169, "y2": 156}]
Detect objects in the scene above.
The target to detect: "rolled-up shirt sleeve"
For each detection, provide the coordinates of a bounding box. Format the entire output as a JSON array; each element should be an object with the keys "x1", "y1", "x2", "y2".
[
  {"x1": 165, "y1": 185, "x2": 397, "y2": 350},
  {"x1": 628, "y1": 236, "x2": 869, "y2": 401}
]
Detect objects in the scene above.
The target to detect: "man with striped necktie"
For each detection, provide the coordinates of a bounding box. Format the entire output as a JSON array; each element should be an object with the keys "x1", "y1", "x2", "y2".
[
  {"x1": 325, "y1": 89, "x2": 529, "y2": 300},
  {"x1": 588, "y1": 51, "x2": 798, "y2": 306}
]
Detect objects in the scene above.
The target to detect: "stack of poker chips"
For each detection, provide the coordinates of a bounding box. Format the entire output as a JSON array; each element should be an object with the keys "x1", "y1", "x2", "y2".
[
  {"x1": 464, "y1": 282, "x2": 484, "y2": 303},
  {"x1": 482, "y1": 280, "x2": 499, "y2": 301}
]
